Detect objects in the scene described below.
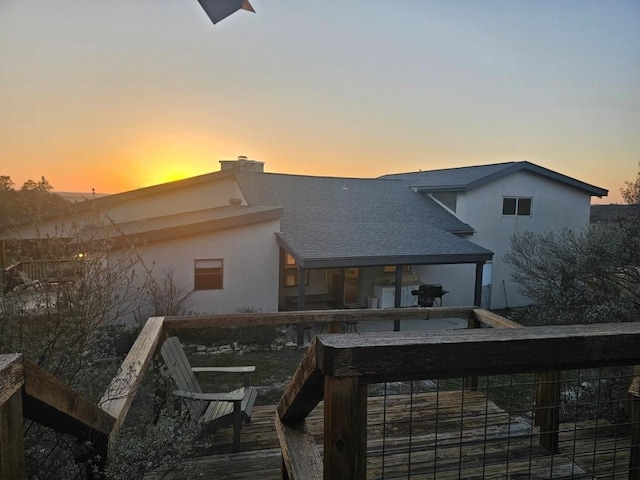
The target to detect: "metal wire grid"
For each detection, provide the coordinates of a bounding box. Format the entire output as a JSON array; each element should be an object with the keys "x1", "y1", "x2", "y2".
[{"x1": 366, "y1": 366, "x2": 636, "y2": 479}]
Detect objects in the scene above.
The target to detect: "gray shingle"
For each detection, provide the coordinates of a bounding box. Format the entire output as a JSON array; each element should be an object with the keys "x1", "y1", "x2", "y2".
[{"x1": 236, "y1": 172, "x2": 492, "y2": 267}]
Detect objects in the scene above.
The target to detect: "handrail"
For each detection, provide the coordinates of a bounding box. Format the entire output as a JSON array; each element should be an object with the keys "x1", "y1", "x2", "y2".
[
  {"x1": 277, "y1": 322, "x2": 640, "y2": 479},
  {"x1": 163, "y1": 306, "x2": 475, "y2": 331},
  {"x1": 100, "y1": 316, "x2": 165, "y2": 439},
  {"x1": 472, "y1": 307, "x2": 523, "y2": 329},
  {"x1": 0, "y1": 306, "x2": 525, "y2": 478},
  {"x1": 0, "y1": 354, "x2": 116, "y2": 479}
]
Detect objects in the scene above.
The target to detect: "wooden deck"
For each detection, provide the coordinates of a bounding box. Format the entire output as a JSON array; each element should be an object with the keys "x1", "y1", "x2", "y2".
[{"x1": 160, "y1": 390, "x2": 632, "y2": 479}]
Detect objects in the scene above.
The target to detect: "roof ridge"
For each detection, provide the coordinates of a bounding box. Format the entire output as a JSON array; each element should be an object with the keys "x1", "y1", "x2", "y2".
[{"x1": 381, "y1": 161, "x2": 519, "y2": 178}]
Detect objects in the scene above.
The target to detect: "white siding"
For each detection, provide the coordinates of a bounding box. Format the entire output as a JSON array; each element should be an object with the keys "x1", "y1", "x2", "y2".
[
  {"x1": 128, "y1": 218, "x2": 280, "y2": 318},
  {"x1": 10, "y1": 177, "x2": 246, "y2": 239},
  {"x1": 100, "y1": 177, "x2": 244, "y2": 223},
  {"x1": 452, "y1": 170, "x2": 593, "y2": 308},
  {"x1": 413, "y1": 263, "x2": 477, "y2": 307}
]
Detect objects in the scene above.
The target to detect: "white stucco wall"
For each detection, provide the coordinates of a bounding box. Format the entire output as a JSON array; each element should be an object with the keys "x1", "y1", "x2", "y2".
[
  {"x1": 119, "y1": 217, "x2": 280, "y2": 321},
  {"x1": 450, "y1": 170, "x2": 593, "y2": 309},
  {"x1": 7, "y1": 176, "x2": 246, "y2": 240},
  {"x1": 412, "y1": 263, "x2": 477, "y2": 307},
  {"x1": 98, "y1": 176, "x2": 245, "y2": 223}
]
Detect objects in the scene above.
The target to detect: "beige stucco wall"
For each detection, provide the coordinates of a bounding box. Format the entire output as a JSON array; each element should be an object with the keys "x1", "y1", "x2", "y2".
[
  {"x1": 119, "y1": 217, "x2": 280, "y2": 321},
  {"x1": 412, "y1": 263, "x2": 477, "y2": 308},
  {"x1": 98, "y1": 176, "x2": 245, "y2": 224},
  {"x1": 6, "y1": 176, "x2": 245, "y2": 240}
]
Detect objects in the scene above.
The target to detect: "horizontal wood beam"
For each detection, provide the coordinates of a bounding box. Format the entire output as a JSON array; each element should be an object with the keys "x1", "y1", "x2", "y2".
[
  {"x1": 2, "y1": 354, "x2": 115, "y2": 440},
  {"x1": 100, "y1": 316, "x2": 165, "y2": 437},
  {"x1": 22, "y1": 359, "x2": 115, "y2": 438},
  {"x1": 277, "y1": 340, "x2": 324, "y2": 423},
  {"x1": 275, "y1": 418, "x2": 322, "y2": 480},
  {"x1": 316, "y1": 322, "x2": 640, "y2": 382},
  {"x1": 164, "y1": 307, "x2": 474, "y2": 331},
  {"x1": 472, "y1": 308, "x2": 523, "y2": 329}
]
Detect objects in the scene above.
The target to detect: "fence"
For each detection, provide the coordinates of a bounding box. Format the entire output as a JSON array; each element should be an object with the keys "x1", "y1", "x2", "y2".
[
  {"x1": 276, "y1": 320, "x2": 640, "y2": 479},
  {"x1": 2, "y1": 308, "x2": 640, "y2": 479}
]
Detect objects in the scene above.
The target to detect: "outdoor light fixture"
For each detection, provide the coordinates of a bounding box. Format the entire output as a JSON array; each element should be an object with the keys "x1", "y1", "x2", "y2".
[{"x1": 196, "y1": 0, "x2": 255, "y2": 24}]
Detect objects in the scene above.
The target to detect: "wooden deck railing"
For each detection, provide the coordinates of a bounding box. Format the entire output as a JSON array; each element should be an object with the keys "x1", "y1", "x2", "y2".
[
  {"x1": 4, "y1": 306, "x2": 639, "y2": 479},
  {"x1": 276, "y1": 321, "x2": 640, "y2": 479},
  {"x1": 4, "y1": 259, "x2": 79, "y2": 284},
  {"x1": 0, "y1": 354, "x2": 116, "y2": 479},
  {"x1": 0, "y1": 306, "x2": 477, "y2": 478}
]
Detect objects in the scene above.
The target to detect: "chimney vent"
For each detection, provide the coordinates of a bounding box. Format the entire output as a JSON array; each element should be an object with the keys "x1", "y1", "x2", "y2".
[{"x1": 219, "y1": 156, "x2": 264, "y2": 173}]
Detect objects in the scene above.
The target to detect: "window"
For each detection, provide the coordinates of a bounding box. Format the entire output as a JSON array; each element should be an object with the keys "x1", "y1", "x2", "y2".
[
  {"x1": 194, "y1": 259, "x2": 223, "y2": 290},
  {"x1": 383, "y1": 265, "x2": 412, "y2": 273},
  {"x1": 283, "y1": 252, "x2": 309, "y2": 287},
  {"x1": 502, "y1": 197, "x2": 532, "y2": 216}
]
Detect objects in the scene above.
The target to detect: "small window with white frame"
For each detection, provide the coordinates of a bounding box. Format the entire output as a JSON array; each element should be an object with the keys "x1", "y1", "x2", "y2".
[
  {"x1": 194, "y1": 259, "x2": 223, "y2": 290},
  {"x1": 502, "y1": 197, "x2": 532, "y2": 216}
]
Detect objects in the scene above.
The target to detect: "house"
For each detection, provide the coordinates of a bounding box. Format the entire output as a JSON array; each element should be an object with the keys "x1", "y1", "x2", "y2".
[
  {"x1": 380, "y1": 162, "x2": 608, "y2": 308},
  {"x1": 1, "y1": 158, "x2": 606, "y2": 317}
]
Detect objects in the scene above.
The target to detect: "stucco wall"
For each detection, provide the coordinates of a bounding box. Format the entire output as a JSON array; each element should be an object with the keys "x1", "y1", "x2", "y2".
[
  {"x1": 99, "y1": 176, "x2": 244, "y2": 223},
  {"x1": 7, "y1": 176, "x2": 246, "y2": 240},
  {"x1": 451, "y1": 170, "x2": 593, "y2": 309},
  {"x1": 124, "y1": 218, "x2": 280, "y2": 320},
  {"x1": 412, "y1": 263, "x2": 477, "y2": 307}
]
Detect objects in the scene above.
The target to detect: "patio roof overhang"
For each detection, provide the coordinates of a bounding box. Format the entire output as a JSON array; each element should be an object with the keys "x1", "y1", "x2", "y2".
[{"x1": 276, "y1": 233, "x2": 493, "y2": 270}]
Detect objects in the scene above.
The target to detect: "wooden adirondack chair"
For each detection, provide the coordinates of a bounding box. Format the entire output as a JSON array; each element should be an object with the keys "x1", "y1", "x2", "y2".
[{"x1": 160, "y1": 336, "x2": 258, "y2": 450}]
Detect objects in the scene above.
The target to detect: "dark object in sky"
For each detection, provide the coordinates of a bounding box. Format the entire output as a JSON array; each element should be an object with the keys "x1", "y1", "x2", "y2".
[{"x1": 197, "y1": 0, "x2": 255, "y2": 24}]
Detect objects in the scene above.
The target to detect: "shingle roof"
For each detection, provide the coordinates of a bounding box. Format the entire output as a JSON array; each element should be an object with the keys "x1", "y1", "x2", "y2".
[
  {"x1": 235, "y1": 172, "x2": 492, "y2": 268},
  {"x1": 380, "y1": 161, "x2": 608, "y2": 197}
]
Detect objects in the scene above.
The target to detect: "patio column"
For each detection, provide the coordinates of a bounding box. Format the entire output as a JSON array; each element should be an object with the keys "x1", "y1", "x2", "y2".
[
  {"x1": 296, "y1": 266, "x2": 306, "y2": 346},
  {"x1": 474, "y1": 261, "x2": 484, "y2": 307},
  {"x1": 394, "y1": 266, "x2": 402, "y2": 331}
]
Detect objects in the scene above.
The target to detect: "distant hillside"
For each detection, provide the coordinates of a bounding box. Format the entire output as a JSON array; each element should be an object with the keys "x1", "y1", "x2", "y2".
[
  {"x1": 590, "y1": 204, "x2": 632, "y2": 224},
  {"x1": 56, "y1": 191, "x2": 111, "y2": 203}
]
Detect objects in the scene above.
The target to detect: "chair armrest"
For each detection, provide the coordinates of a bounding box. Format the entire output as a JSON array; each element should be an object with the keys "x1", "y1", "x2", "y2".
[
  {"x1": 191, "y1": 366, "x2": 255, "y2": 374},
  {"x1": 172, "y1": 389, "x2": 246, "y2": 402}
]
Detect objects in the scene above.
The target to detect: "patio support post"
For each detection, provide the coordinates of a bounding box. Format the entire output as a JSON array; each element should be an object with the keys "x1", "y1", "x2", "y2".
[
  {"x1": 393, "y1": 266, "x2": 402, "y2": 331},
  {"x1": 296, "y1": 266, "x2": 306, "y2": 346},
  {"x1": 474, "y1": 261, "x2": 484, "y2": 307}
]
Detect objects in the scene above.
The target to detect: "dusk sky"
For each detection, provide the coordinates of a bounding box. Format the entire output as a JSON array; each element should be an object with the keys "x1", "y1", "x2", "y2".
[{"x1": 1, "y1": 1, "x2": 638, "y2": 203}]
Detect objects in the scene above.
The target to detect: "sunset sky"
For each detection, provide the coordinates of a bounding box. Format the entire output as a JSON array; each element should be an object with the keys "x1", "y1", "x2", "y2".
[{"x1": 1, "y1": 1, "x2": 638, "y2": 203}]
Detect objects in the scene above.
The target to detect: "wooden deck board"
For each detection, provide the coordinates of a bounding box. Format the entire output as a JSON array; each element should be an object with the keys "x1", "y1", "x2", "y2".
[{"x1": 158, "y1": 391, "x2": 631, "y2": 479}]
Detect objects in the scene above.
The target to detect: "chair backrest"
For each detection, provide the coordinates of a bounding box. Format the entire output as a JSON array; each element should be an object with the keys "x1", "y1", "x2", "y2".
[{"x1": 160, "y1": 337, "x2": 207, "y2": 417}]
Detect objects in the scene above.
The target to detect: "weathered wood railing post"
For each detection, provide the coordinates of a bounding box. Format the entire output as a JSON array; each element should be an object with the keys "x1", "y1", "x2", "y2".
[
  {"x1": 0, "y1": 354, "x2": 25, "y2": 480},
  {"x1": 629, "y1": 366, "x2": 640, "y2": 479},
  {"x1": 466, "y1": 309, "x2": 525, "y2": 390},
  {"x1": 324, "y1": 375, "x2": 367, "y2": 480},
  {"x1": 465, "y1": 314, "x2": 481, "y2": 390},
  {"x1": 0, "y1": 390, "x2": 25, "y2": 479},
  {"x1": 535, "y1": 370, "x2": 561, "y2": 453}
]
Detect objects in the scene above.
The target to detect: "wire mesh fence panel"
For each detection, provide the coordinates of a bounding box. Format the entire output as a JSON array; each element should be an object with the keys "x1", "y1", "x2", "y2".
[{"x1": 366, "y1": 366, "x2": 637, "y2": 479}]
